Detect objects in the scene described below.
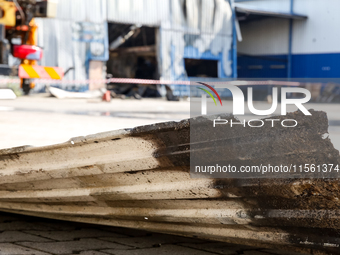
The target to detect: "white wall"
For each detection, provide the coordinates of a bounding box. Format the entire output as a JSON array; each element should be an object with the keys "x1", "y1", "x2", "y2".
[
  {"x1": 236, "y1": 0, "x2": 291, "y2": 13},
  {"x1": 236, "y1": 0, "x2": 290, "y2": 55},
  {"x1": 238, "y1": 18, "x2": 289, "y2": 55},
  {"x1": 237, "y1": 0, "x2": 340, "y2": 56},
  {"x1": 292, "y1": 0, "x2": 340, "y2": 54}
]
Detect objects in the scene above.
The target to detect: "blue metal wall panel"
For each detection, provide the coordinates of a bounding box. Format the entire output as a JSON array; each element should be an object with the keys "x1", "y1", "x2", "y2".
[
  {"x1": 238, "y1": 53, "x2": 340, "y2": 78},
  {"x1": 291, "y1": 53, "x2": 340, "y2": 78},
  {"x1": 170, "y1": 44, "x2": 234, "y2": 97},
  {"x1": 237, "y1": 55, "x2": 287, "y2": 78}
]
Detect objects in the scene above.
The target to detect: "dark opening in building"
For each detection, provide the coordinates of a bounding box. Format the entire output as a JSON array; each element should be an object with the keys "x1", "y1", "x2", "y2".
[
  {"x1": 107, "y1": 22, "x2": 157, "y2": 79},
  {"x1": 184, "y1": 59, "x2": 218, "y2": 78},
  {"x1": 106, "y1": 22, "x2": 160, "y2": 97},
  {"x1": 108, "y1": 23, "x2": 156, "y2": 49}
]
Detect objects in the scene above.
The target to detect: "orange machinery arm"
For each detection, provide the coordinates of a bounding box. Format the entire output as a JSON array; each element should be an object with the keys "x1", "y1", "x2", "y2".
[{"x1": 20, "y1": 18, "x2": 38, "y2": 90}]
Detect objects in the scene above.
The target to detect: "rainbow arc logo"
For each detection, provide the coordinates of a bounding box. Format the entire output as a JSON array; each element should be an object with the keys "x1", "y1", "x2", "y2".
[{"x1": 197, "y1": 82, "x2": 222, "y2": 106}]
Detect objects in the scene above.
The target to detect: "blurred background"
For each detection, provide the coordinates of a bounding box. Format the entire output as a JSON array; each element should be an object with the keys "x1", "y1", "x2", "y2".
[{"x1": 0, "y1": 0, "x2": 339, "y2": 150}]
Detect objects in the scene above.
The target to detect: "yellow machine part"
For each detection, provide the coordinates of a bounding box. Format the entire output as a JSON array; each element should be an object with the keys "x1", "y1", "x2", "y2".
[
  {"x1": 21, "y1": 18, "x2": 38, "y2": 89},
  {"x1": 0, "y1": 0, "x2": 16, "y2": 27},
  {"x1": 26, "y1": 18, "x2": 38, "y2": 46},
  {"x1": 21, "y1": 19, "x2": 38, "y2": 66}
]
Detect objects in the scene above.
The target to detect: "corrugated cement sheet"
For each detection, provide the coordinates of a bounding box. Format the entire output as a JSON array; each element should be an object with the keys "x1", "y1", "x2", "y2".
[
  {"x1": 107, "y1": 0, "x2": 170, "y2": 26},
  {"x1": 56, "y1": 0, "x2": 108, "y2": 23},
  {"x1": 0, "y1": 110, "x2": 340, "y2": 254}
]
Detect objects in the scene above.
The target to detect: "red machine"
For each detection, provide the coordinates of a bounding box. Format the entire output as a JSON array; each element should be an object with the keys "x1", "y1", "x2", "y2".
[
  {"x1": 0, "y1": 0, "x2": 62, "y2": 94},
  {"x1": 12, "y1": 45, "x2": 43, "y2": 60}
]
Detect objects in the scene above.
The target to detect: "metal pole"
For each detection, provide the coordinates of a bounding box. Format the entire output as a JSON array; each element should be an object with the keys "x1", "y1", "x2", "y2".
[
  {"x1": 287, "y1": 0, "x2": 294, "y2": 78},
  {"x1": 229, "y1": 0, "x2": 237, "y2": 78}
]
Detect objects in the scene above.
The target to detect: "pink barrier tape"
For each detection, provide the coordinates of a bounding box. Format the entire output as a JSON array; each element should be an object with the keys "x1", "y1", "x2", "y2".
[
  {"x1": 33, "y1": 78, "x2": 191, "y2": 85},
  {"x1": 0, "y1": 77, "x2": 303, "y2": 86},
  {"x1": 32, "y1": 78, "x2": 303, "y2": 86},
  {"x1": 0, "y1": 79, "x2": 21, "y2": 84}
]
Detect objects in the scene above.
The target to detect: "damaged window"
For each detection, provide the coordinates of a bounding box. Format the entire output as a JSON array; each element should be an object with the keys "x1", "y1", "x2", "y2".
[{"x1": 184, "y1": 58, "x2": 218, "y2": 78}]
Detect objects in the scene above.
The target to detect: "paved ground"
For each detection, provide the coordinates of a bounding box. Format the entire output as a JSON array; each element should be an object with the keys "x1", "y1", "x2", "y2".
[
  {"x1": 0, "y1": 95, "x2": 340, "y2": 150},
  {"x1": 0, "y1": 211, "x2": 300, "y2": 255},
  {"x1": 0, "y1": 95, "x2": 190, "y2": 149}
]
